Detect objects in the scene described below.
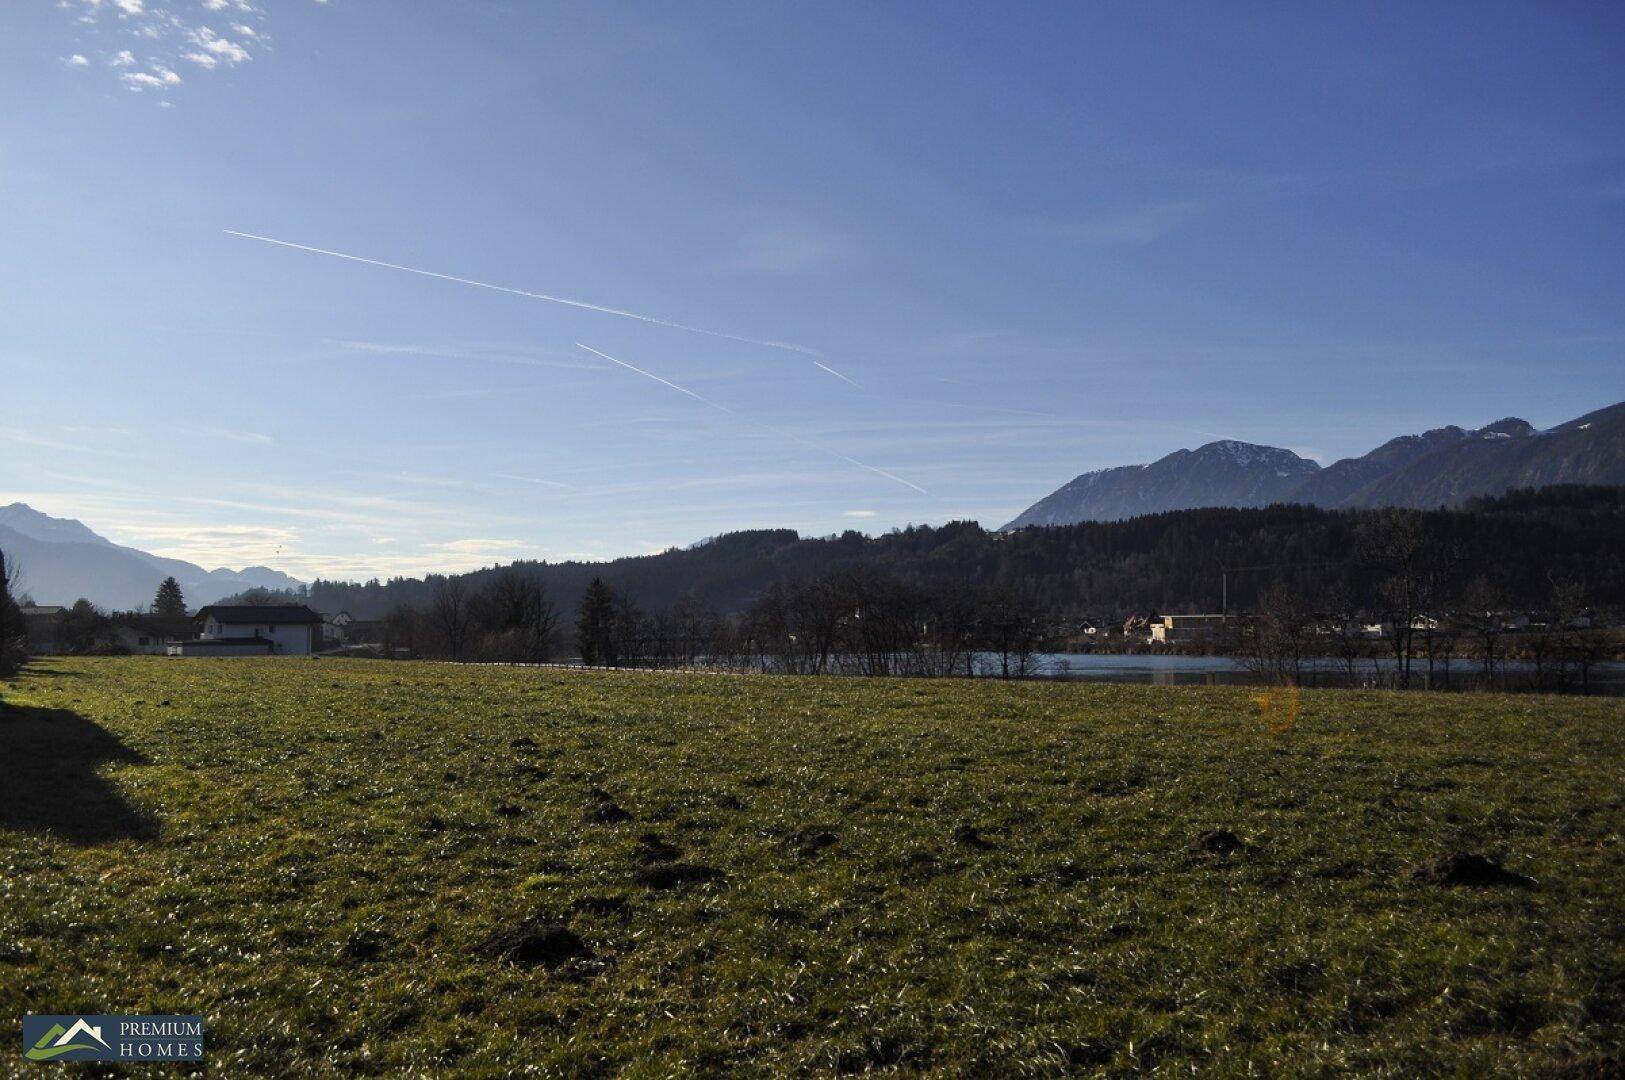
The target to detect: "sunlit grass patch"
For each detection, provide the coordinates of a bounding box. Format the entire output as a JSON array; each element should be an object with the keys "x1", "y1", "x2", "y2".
[{"x1": 0, "y1": 658, "x2": 1620, "y2": 1074}]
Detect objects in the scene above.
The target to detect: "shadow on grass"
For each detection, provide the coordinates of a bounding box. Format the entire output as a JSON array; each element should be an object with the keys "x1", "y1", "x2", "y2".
[{"x1": 0, "y1": 704, "x2": 157, "y2": 844}]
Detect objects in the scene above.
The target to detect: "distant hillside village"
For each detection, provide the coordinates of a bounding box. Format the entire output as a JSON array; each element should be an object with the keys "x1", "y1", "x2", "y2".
[{"x1": 2, "y1": 487, "x2": 1620, "y2": 693}]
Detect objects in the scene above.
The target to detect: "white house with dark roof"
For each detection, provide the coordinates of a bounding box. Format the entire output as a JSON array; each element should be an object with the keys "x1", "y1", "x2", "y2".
[{"x1": 169, "y1": 605, "x2": 323, "y2": 657}]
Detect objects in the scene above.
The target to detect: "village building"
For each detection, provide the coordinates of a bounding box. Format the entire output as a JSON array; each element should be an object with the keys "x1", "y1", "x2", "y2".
[
  {"x1": 107, "y1": 614, "x2": 196, "y2": 655},
  {"x1": 17, "y1": 604, "x2": 66, "y2": 653},
  {"x1": 1149, "y1": 614, "x2": 1233, "y2": 646},
  {"x1": 322, "y1": 610, "x2": 354, "y2": 645},
  {"x1": 168, "y1": 605, "x2": 323, "y2": 657}
]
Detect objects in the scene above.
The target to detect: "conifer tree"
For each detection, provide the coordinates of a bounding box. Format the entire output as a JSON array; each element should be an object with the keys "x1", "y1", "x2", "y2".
[
  {"x1": 153, "y1": 576, "x2": 187, "y2": 617},
  {"x1": 575, "y1": 577, "x2": 618, "y2": 666}
]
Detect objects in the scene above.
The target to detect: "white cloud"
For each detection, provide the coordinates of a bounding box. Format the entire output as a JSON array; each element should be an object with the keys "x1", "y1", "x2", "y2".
[
  {"x1": 188, "y1": 27, "x2": 250, "y2": 64},
  {"x1": 54, "y1": 0, "x2": 270, "y2": 99},
  {"x1": 842, "y1": 509, "x2": 877, "y2": 518},
  {"x1": 121, "y1": 71, "x2": 165, "y2": 90}
]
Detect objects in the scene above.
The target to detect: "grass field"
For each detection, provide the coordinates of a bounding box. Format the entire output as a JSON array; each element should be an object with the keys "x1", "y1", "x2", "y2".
[{"x1": 1, "y1": 658, "x2": 1621, "y2": 1076}]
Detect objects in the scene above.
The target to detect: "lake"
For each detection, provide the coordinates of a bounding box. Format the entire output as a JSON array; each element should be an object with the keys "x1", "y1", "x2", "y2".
[{"x1": 1024, "y1": 652, "x2": 1625, "y2": 694}]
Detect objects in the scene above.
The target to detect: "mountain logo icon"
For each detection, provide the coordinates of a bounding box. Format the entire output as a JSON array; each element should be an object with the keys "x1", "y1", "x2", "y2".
[{"x1": 25, "y1": 1017, "x2": 111, "y2": 1061}]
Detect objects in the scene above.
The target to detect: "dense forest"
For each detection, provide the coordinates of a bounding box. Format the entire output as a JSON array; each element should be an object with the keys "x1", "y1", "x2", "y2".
[{"x1": 248, "y1": 486, "x2": 1624, "y2": 623}]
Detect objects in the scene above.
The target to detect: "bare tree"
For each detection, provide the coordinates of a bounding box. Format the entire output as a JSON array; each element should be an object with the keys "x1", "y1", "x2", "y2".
[
  {"x1": 1361, "y1": 509, "x2": 1445, "y2": 689},
  {"x1": 1242, "y1": 581, "x2": 1313, "y2": 685},
  {"x1": 980, "y1": 585, "x2": 1045, "y2": 679},
  {"x1": 428, "y1": 577, "x2": 474, "y2": 660},
  {"x1": 472, "y1": 568, "x2": 558, "y2": 661},
  {"x1": 1459, "y1": 576, "x2": 1507, "y2": 688},
  {"x1": 381, "y1": 603, "x2": 427, "y2": 658}
]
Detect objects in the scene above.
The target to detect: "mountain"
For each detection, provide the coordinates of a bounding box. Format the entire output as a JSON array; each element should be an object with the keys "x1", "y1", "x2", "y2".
[
  {"x1": 1283, "y1": 425, "x2": 1471, "y2": 508},
  {"x1": 1335, "y1": 404, "x2": 1624, "y2": 509},
  {"x1": 1003, "y1": 401, "x2": 1625, "y2": 528},
  {"x1": 1003, "y1": 440, "x2": 1319, "y2": 528},
  {"x1": 0, "y1": 503, "x2": 303, "y2": 611}
]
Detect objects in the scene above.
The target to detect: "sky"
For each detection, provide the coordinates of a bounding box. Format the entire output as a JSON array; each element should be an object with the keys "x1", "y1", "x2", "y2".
[{"x1": 2, "y1": 1, "x2": 1623, "y2": 581}]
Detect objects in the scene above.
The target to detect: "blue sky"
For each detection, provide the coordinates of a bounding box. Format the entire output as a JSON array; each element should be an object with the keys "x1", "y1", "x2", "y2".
[{"x1": 3, "y1": 2, "x2": 1622, "y2": 580}]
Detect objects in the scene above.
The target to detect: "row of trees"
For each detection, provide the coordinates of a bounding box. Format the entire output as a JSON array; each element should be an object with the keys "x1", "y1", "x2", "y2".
[
  {"x1": 379, "y1": 569, "x2": 560, "y2": 662},
  {"x1": 379, "y1": 570, "x2": 1052, "y2": 679},
  {"x1": 1236, "y1": 509, "x2": 1614, "y2": 692}
]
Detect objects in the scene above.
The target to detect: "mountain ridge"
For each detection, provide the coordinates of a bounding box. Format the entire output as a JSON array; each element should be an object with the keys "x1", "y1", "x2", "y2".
[
  {"x1": 0, "y1": 503, "x2": 304, "y2": 611},
  {"x1": 1003, "y1": 400, "x2": 1625, "y2": 528}
]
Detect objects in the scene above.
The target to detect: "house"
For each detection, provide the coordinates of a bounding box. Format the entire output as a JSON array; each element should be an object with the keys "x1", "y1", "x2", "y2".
[
  {"x1": 322, "y1": 610, "x2": 354, "y2": 645},
  {"x1": 1149, "y1": 614, "x2": 1233, "y2": 645},
  {"x1": 107, "y1": 614, "x2": 196, "y2": 655},
  {"x1": 17, "y1": 604, "x2": 66, "y2": 653},
  {"x1": 168, "y1": 605, "x2": 323, "y2": 657}
]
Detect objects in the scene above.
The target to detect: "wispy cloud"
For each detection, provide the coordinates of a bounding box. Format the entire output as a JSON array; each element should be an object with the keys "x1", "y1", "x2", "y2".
[
  {"x1": 431, "y1": 538, "x2": 537, "y2": 556},
  {"x1": 719, "y1": 222, "x2": 849, "y2": 276},
  {"x1": 1024, "y1": 200, "x2": 1206, "y2": 245},
  {"x1": 0, "y1": 428, "x2": 88, "y2": 452},
  {"x1": 64, "y1": 53, "x2": 90, "y2": 66},
  {"x1": 498, "y1": 473, "x2": 574, "y2": 490},
  {"x1": 202, "y1": 428, "x2": 274, "y2": 445}
]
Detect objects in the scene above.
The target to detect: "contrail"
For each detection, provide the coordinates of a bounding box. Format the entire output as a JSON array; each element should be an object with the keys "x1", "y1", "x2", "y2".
[
  {"x1": 577, "y1": 344, "x2": 927, "y2": 495},
  {"x1": 223, "y1": 229, "x2": 826, "y2": 359},
  {"x1": 812, "y1": 360, "x2": 864, "y2": 389}
]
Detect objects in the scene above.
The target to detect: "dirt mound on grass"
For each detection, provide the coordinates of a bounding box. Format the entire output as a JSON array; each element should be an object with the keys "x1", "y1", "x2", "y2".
[
  {"x1": 951, "y1": 824, "x2": 993, "y2": 849},
  {"x1": 480, "y1": 918, "x2": 591, "y2": 967},
  {"x1": 636, "y1": 833, "x2": 682, "y2": 863},
  {"x1": 585, "y1": 789, "x2": 632, "y2": 824},
  {"x1": 636, "y1": 863, "x2": 724, "y2": 890},
  {"x1": 1193, "y1": 829, "x2": 1250, "y2": 857},
  {"x1": 790, "y1": 828, "x2": 839, "y2": 856},
  {"x1": 1411, "y1": 851, "x2": 1533, "y2": 887}
]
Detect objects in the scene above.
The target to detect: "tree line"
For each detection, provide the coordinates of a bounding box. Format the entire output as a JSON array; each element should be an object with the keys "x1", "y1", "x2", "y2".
[
  {"x1": 1236, "y1": 506, "x2": 1616, "y2": 693},
  {"x1": 272, "y1": 485, "x2": 1624, "y2": 626},
  {"x1": 379, "y1": 568, "x2": 1049, "y2": 678}
]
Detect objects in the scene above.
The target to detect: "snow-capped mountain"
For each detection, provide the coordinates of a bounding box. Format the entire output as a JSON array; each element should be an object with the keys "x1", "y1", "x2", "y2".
[
  {"x1": 1003, "y1": 440, "x2": 1319, "y2": 528},
  {"x1": 1002, "y1": 400, "x2": 1625, "y2": 528},
  {"x1": 0, "y1": 503, "x2": 303, "y2": 611}
]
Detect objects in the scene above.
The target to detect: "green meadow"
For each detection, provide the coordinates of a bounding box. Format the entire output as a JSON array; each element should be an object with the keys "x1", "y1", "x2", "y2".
[{"x1": 1, "y1": 658, "x2": 1620, "y2": 1076}]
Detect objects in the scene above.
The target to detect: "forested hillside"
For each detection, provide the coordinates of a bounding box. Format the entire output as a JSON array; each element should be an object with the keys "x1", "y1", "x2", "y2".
[{"x1": 282, "y1": 486, "x2": 1625, "y2": 622}]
